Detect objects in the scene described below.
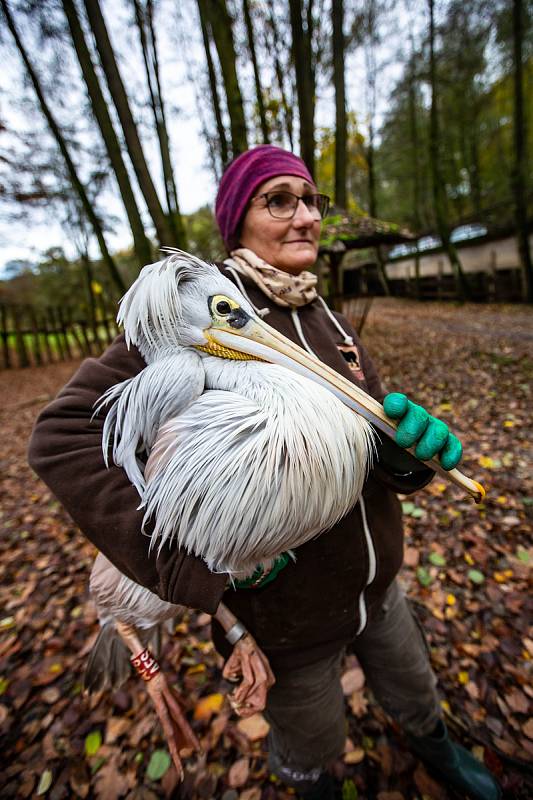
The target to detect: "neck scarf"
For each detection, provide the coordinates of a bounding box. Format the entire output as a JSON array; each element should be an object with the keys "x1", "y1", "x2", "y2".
[{"x1": 228, "y1": 248, "x2": 318, "y2": 309}]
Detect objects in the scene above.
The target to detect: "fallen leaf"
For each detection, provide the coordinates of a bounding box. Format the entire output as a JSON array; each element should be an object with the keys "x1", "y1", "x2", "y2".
[
  {"x1": 85, "y1": 730, "x2": 102, "y2": 757},
  {"x1": 348, "y1": 689, "x2": 368, "y2": 717},
  {"x1": 146, "y1": 749, "x2": 171, "y2": 781},
  {"x1": 468, "y1": 569, "x2": 485, "y2": 585},
  {"x1": 416, "y1": 566, "x2": 433, "y2": 587},
  {"x1": 41, "y1": 687, "x2": 60, "y2": 704},
  {"x1": 36, "y1": 769, "x2": 53, "y2": 796},
  {"x1": 505, "y1": 689, "x2": 529, "y2": 714},
  {"x1": 94, "y1": 756, "x2": 130, "y2": 799},
  {"x1": 523, "y1": 718, "x2": 533, "y2": 740},
  {"x1": 341, "y1": 667, "x2": 365, "y2": 695},
  {"x1": 228, "y1": 757, "x2": 250, "y2": 788},
  {"x1": 237, "y1": 713, "x2": 270, "y2": 741},
  {"x1": 343, "y1": 747, "x2": 365, "y2": 764},
  {"x1": 413, "y1": 763, "x2": 447, "y2": 800},
  {"x1": 193, "y1": 692, "x2": 224, "y2": 721},
  {"x1": 105, "y1": 717, "x2": 130, "y2": 744},
  {"x1": 239, "y1": 788, "x2": 261, "y2": 800},
  {"x1": 404, "y1": 547, "x2": 419, "y2": 567}
]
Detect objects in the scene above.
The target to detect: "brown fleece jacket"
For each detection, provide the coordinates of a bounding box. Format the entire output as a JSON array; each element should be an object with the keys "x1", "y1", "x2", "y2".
[{"x1": 28, "y1": 270, "x2": 433, "y2": 668}]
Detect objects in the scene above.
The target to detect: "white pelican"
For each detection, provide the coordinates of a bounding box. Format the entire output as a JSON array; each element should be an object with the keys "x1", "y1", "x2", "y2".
[{"x1": 86, "y1": 250, "x2": 484, "y2": 777}]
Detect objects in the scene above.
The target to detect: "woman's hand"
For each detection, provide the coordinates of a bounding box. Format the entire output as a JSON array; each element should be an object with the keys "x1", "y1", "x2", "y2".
[
  {"x1": 383, "y1": 392, "x2": 462, "y2": 470},
  {"x1": 223, "y1": 633, "x2": 275, "y2": 718}
]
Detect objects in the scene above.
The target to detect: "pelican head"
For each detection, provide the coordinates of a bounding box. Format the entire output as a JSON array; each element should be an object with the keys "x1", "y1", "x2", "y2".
[{"x1": 116, "y1": 250, "x2": 392, "y2": 433}]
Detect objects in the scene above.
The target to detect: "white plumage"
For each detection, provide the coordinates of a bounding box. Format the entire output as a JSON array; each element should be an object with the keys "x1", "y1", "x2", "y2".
[
  {"x1": 95, "y1": 251, "x2": 375, "y2": 580},
  {"x1": 85, "y1": 251, "x2": 376, "y2": 775}
]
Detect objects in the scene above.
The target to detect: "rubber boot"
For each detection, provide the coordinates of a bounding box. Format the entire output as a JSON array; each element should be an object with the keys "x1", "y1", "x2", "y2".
[
  {"x1": 409, "y1": 720, "x2": 501, "y2": 800},
  {"x1": 298, "y1": 772, "x2": 336, "y2": 800}
]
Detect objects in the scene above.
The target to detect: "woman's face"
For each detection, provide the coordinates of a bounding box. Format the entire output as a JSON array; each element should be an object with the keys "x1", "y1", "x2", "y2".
[{"x1": 239, "y1": 175, "x2": 321, "y2": 274}]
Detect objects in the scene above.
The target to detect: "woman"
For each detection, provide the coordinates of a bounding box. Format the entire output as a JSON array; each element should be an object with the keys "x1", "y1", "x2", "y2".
[{"x1": 28, "y1": 145, "x2": 499, "y2": 800}]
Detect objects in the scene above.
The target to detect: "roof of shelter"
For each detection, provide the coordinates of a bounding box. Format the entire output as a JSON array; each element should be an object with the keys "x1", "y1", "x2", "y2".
[{"x1": 319, "y1": 209, "x2": 415, "y2": 253}]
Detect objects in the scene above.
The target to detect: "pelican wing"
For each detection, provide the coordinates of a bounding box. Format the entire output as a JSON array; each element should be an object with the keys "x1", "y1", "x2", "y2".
[
  {"x1": 95, "y1": 349, "x2": 204, "y2": 494},
  {"x1": 142, "y1": 362, "x2": 375, "y2": 576}
]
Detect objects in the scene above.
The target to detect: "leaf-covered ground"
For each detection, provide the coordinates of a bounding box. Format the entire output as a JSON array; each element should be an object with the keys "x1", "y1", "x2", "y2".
[{"x1": 1, "y1": 299, "x2": 532, "y2": 800}]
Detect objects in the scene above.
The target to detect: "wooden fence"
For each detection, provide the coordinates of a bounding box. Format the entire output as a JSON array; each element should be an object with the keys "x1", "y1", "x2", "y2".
[
  {"x1": 0, "y1": 296, "x2": 374, "y2": 371},
  {"x1": 0, "y1": 304, "x2": 120, "y2": 370}
]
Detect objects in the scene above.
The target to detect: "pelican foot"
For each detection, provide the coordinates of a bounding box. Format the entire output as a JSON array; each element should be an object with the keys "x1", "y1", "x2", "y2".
[{"x1": 146, "y1": 671, "x2": 201, "y2": 780}]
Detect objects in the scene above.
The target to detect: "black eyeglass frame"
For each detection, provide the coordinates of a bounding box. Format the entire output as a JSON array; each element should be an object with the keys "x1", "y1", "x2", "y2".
[{"x1": 251, "y1": 190, "x2": 331, "y2": 220}]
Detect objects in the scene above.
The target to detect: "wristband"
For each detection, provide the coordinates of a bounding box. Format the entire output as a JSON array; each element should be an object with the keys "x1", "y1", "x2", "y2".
[
  {"x1": 130, "y1": 648, "x2": 160, "y2": 681},
  {"x1": 225, "y1": 621, "x2": 248, "y2": 645}
]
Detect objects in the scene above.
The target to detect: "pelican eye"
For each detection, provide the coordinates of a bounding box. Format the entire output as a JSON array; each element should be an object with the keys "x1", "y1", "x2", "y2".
[{"x1": 216, "y1": 300, "x2": 232, "y2": 315}]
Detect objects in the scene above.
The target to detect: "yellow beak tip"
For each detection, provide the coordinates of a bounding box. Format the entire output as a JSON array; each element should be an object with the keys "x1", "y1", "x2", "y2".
[{"x1": 473, "y1": 481, "x2": 486, "y2": 503}]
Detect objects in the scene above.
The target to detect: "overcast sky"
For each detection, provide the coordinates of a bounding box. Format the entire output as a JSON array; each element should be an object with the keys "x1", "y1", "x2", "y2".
[{"x1": 0, "y1": 0, "x2": 410, "y2": 276}]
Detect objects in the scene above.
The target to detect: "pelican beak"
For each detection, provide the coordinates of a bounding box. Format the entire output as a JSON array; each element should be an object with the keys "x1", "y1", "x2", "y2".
[{"x1": 202, "y1": 314, "x2": 485, "y2": 503}]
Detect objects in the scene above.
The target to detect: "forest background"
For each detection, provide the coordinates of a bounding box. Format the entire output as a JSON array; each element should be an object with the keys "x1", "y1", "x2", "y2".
[
  {"x1": 1, "y1": 3, "x2": 532, "y2": 798},
  {"x1": 0, "y1": 0, "x2": 532, "y2": 315}
]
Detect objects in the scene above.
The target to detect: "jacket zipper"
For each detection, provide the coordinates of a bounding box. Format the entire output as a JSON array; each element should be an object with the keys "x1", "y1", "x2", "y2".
[
  {"x1": 290, "y1": 308, "x2": 377, "y2": 635},
  {"x1": 223, "y1": 281, "x2": 377, "y2": 628},
  {"x1": 356, "y1": 495, "x2": 377, "y2": 635}
]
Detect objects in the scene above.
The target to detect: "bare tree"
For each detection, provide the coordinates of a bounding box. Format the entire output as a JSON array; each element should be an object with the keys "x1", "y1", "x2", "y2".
[
  {"x1": 428, "y1": 0, "x2": 470, "y2": 300},
  {"x1": 198, "y1": 0, "x2": 248, "y2": 157},
  {"x1": 132, "y1": 0, "x2": 186, "y2": 247},
  {"x1": 289, "y1": 0, "x2": 316, "y2": 177},
  {"x1": 242, "y1": 0, "x2": 270, "y2": 144},
  {"x1": 1, "y1": 0, "x2": 126, "y2": 294},
  {"x1": 332, "y1": 0, "x2": 346, "y2": 208},
  {"x1": 265, "y1": 0, "x2": 294, "y2": 149},
  {"x1": 361, "y1": 0, "x2": 390, "y2": 295},
  {"x1": 511, "y1": 0, "x2": 532, "y2": 301},
  {"x1": 197, "y1": 0, "x2": 229, "y2": 167},
  {"x1": 83, "y1": 0, "x2": 182, "y2": 248},
  {"x1": 62, "y1": 0, "x2": 152, "y2": 269}
]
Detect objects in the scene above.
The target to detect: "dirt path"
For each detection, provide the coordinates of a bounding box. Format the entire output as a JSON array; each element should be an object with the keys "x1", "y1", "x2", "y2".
[{"x1": 1, "y1": 301, "x2": 531, "y2": 799}]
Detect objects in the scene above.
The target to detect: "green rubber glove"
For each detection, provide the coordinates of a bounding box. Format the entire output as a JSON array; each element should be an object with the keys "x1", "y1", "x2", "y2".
[{"x1": 383, "y1": 392, "x2": 462, "y2": 471}]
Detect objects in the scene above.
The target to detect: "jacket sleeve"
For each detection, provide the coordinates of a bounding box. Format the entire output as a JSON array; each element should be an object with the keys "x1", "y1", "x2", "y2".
[
  {"x1": 27, "y1": 336, "x2": 227, "y2": 614},
  {"x1": 333, "y1": 312, "x2": 435, "y2": 495}
]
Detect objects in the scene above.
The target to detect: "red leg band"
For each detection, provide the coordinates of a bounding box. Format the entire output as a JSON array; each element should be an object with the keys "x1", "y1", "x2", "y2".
[{"x1": 130, "y1": 648, "x2": 160, "y2": 682}]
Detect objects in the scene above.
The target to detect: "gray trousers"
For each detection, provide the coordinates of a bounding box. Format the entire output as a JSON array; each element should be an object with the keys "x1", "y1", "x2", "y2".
[{"x1": 264, "y1": 580, "x2": 440, "y2": 789}]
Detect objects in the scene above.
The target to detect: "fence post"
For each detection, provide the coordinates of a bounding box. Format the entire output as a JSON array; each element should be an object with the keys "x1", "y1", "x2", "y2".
[
  {"x1": 56, "y1": 307, "x2": 73, "y2": 360},
  {"x1": 13, "y1": 306, "x2": 30, "y2": 368},
  {"x1": 0, "y1": 305, "x2": 10, "y2": 369},
  {"x1": 28, "y1": 305, "x2": 43, "y2": 366}
]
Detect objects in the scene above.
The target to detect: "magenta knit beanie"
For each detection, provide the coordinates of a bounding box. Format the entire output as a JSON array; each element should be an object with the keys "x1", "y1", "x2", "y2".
[{"x1": 215, "y1": 145, "x2": 315, "y2": 251}]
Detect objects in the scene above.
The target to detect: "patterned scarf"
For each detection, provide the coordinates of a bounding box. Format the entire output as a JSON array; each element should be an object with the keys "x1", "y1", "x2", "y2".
[{"x1": 227, "y1": 248, "x2": 318, "y2": 308}]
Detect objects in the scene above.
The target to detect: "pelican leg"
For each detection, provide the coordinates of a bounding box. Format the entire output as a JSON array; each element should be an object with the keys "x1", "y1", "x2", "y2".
[{"x1": 115, "y1": 621, "x2": 200, "y2": 779}]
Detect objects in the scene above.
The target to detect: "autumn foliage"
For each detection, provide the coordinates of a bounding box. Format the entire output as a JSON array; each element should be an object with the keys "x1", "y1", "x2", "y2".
[{"x1": 1, "y1": 299, "x2": 532, "y2": 799}]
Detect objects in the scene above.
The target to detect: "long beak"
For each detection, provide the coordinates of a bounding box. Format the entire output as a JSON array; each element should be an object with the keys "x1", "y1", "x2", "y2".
[{"x1": 204, "y1": 316, "x2": 485, "y2": 503}]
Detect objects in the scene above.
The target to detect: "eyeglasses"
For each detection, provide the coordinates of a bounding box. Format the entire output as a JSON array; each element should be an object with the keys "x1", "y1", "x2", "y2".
[{"x1": 251, "y1": 190, "x2": 330, "y2": 220}]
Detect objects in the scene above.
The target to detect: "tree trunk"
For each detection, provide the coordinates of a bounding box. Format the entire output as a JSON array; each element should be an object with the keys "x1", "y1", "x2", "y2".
[
  {"x1": 364, "y1": 0, "x2": 389, "y2": 296},
  {"x1": 83, "y1": 0, "x2": 178, "y2": 248},
  {"x1": 242, "y1": 0, "x2": 269, "y2": 144},
  {"x1": 332, "y1": 0, "x2": 346, "y2": 209},
  {"x1": 197, "y1": 0, "x2": 229, "y2": 167},
  {"x1": 266, "y1": 0, "x2": 294, "y2": 149},
  {"x1": 1, "y1": 0, "x2": 125, "y2": 294},
  {"x1": 289, "y1": 0, "x2": 315, "y2": 177},
  {"x1": 407, "y1": 59, "x2": 421, "y2": 298},
  {"x1": 62, "y1": 0, "x2": 152, "y2": 269},
  {"x1": 133, "y1": 0, "x2": 186, "y2": 246},
  {"x1": 367, "y1": 123, "x2": 390, "y2": 297},
  {"x1": 199, "y1": 0, "x2": 248, "y2": 158},
  {"x1": 512, "y1": 0, "x2": 533, "y2": 302},
  {"x1": 428, "y1": 0, "x2": 470, "y2": 301}
]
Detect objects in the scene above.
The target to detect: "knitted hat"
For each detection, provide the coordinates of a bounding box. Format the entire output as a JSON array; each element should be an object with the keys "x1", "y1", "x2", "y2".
[{"x1": 215, "y1": 145, "x2": 315, "y2": 251}]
